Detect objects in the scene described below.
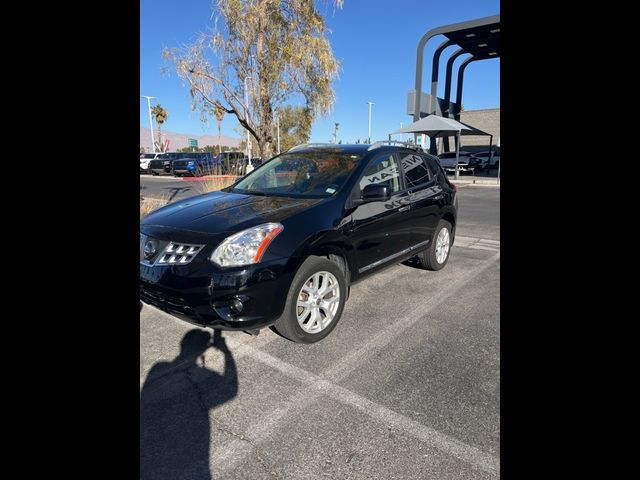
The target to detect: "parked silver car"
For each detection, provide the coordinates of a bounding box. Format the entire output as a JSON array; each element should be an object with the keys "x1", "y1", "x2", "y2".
[{"x1": 437, "y1": 151, "x2": 477, "y2": 174}]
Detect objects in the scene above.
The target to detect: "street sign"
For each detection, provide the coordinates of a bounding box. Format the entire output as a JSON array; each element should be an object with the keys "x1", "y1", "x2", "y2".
[{"x1": 188, "y1": 138, "x2": 198, "y2": 148}]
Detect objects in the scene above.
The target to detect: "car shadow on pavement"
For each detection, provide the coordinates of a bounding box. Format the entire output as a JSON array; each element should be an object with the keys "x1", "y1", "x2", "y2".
[
  {"x1": 140, "y1": 329, "x2": 238, "y2": 480},
  {"x1": 401, "y1": 256, "x2": 427, "y2": 270}
]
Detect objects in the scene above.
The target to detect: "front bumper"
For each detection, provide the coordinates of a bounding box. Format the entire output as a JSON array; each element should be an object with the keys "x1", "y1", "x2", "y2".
[
  {"x1": 149, "y1": 167, "x2": 171, "y2": 174},
  {"x1": 173, "y1": 167, "x2": 195, "y2": 175},
  {"x1": 140, "y1": 255, "x2": 296, "y2": 330}
]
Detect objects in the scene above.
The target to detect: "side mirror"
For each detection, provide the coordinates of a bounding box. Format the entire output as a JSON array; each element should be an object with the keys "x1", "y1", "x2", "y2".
[{"x1": 360, "y1": 184, "x2": 390, "y2": 204}]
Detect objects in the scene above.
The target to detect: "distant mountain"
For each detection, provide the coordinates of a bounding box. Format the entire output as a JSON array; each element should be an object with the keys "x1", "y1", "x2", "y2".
[{"x1": 140, "y1": 127, "x2": 242, "y2": 152}]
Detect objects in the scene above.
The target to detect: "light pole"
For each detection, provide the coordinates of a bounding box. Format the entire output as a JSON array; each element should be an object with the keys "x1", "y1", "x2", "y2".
[
  {"x1": 141, "y1": 96, "x2": 156, "y2": 153},
  {"x1": 244, "y1": 76, "x2": 252, "y2": 163},
  {"x1": 367, "y1": 101, "x2": 374, "y2": 143}
]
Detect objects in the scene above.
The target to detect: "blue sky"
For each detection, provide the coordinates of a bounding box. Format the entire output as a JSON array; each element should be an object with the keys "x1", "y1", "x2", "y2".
[{"x1": 141, "y1": 0, "x2": 500, "y2": 145}]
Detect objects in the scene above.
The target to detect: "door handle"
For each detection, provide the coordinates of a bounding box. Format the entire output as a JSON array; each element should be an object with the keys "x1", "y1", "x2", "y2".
[{"x1": 398, "y1": 205, "x2": 410, "y2": 213}]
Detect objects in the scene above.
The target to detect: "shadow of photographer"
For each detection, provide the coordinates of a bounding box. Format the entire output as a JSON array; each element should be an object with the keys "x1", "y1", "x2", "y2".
[{"x1": 140, "y1": 329, "x2": 238, "y2": 480}]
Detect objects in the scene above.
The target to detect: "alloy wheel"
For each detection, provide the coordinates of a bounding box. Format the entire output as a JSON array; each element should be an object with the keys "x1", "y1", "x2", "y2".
[{"x1": 296, "y1": 271, "x2": 341, "y2": 333}]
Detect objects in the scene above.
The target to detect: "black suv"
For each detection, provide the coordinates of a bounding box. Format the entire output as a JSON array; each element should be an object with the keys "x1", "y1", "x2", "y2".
[
  {"x1": 148, "y1": 152, "x2": 179, "y2": 175},
  {"x1": 140, "y1": 143, "x2": 458, "y2": 343}
]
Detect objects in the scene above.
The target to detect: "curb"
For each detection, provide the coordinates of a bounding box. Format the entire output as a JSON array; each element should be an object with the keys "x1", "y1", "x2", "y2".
[
  {"x1": 450, "y1": 180, "x2": 500, "y2": 187},
  {"x1": 179, "y1": 175, "x2": 241, "y2": 182}
]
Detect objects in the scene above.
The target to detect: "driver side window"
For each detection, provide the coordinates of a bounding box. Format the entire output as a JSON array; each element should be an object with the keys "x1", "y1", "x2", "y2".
[{"x1": 357, "y1": 154, "x2": 402, "y2": 197}]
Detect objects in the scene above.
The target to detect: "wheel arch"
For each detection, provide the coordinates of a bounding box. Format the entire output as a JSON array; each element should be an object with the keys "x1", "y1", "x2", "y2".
[
  {"x1": 284, "y1": 231, "x2": 356, "y2": 289},
  {"x1": 441, "y1": 209, "x2": 457, "y2": 242}
]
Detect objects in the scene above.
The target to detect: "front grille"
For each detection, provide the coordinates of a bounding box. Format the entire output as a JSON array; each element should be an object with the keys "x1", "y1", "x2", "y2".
[
  {"x1": 149, "y1": 159, "x2": 164, "y2": 169},
  {"x1": 173, "y1": 160, "x2": 189, "y2": 168},
  {"x1": 156, "y1": 242, "x2": 204, "y2": 265},
  {"x1": 140, "y1": 234, "x2": 204, "y2": 266}
]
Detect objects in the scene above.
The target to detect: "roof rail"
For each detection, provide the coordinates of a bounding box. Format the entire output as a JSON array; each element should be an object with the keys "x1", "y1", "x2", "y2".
[
  {"x1": 367, "y1": 140, "x2": 425, "y2": 151},
  {"x1": 288, "y1": 143, "x2": 337, "y2": 152}
]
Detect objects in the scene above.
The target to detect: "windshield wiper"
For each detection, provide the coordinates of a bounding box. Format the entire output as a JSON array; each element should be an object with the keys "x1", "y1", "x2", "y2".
[{"x1": 233, "y1": 189, "x2": 271, "y2": 196}]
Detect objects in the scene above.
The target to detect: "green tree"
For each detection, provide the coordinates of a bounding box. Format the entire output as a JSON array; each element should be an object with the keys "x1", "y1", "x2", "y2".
[
  {"x1": 213, "y1": 104, "x2": 226, "y2": 155},
  {"x1": 151, "y1": 104, "x2": 169, "y2": 151},
  {"x1": 276, "y1": 105, "x2": 312, "y2": 152},
  {"x1": 177, "y1": 146, "x2": 200, "y2": 153},
  {"x1": 165, "y1": 0, "x2": 343, "y2": 160}
]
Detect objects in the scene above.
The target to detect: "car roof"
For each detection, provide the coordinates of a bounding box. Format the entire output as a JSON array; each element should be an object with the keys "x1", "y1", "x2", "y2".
[{"x1": 287, "y1": 143, "x2": 432, "y2": 156}]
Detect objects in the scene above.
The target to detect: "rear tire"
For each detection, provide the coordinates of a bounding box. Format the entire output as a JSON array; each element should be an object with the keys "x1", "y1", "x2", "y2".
[
  {"x1": 274, "y1": 256, "x2": 346, "y2": 343},
  {"x1": 418, "y1": 220, "x2": 452, "y2": 271},
  {"x1": 152, "y1": 171, "x2": 159, "y2": 176}
]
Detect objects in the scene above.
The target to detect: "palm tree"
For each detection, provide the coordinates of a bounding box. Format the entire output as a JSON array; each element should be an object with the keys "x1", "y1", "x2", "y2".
[
  {"x1": 151, "y1": 104, "x2": 168, "y2": 152},
  {"x1": 213, "y1": 104, "x2": 225, "y2": 155}
]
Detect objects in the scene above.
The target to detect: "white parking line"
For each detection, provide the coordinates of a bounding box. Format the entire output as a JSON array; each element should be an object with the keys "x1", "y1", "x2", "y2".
[
  {"x1": 237, "y1": 344, "x2": 500, "y2": 475},
  {"x1": 213, "y1": 252, "x2": 500, "y2": 475},
  {"x1": 455, "y1": 235, "x2": 500, "y2": 251}
]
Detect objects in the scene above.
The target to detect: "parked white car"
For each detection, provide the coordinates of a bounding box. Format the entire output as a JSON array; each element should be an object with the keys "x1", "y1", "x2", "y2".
[
  {"x1": 437, "y1": 151, "x2": 477, "y2": 174},
  {"x1": 473, "y1": 150, "x2": 500, "y2": 169},
  {"x1": 140, "y1": 153, "x2": 161, "y2": 173}
]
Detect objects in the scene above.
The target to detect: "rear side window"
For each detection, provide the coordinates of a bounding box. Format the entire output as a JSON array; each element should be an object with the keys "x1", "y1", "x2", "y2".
[{"x1": 399, "y1": 151, "x2": 432, "y2": 188}]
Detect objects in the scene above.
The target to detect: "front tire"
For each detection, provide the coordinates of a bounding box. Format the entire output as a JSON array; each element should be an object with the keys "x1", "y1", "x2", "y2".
[
  {"x1": 274, "y1": 256, "x2": 347, "y2": 343},
  {"x1": 418, "y1": 220, "x2": 452, "y2": 271}
]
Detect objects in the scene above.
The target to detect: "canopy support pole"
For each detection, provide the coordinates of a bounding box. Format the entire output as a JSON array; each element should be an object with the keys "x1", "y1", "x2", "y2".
[
  {"x1": 488, "y1": 135, "x2": 493, "y2": 172},
  {"x1": 455, "y1": 130, "x2": 460, "y2": 180},
  {"x1": 430, "y1": 130, "x2": 442, "y2": 156}
]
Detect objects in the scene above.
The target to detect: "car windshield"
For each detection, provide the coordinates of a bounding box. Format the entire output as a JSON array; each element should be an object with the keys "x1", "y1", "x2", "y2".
[
  {"x1": 231, "y1": 151, "x2": 362, "y2": 198},
  {"x1": 140, "y1": 153, "x2": 156, "y2": 159}
]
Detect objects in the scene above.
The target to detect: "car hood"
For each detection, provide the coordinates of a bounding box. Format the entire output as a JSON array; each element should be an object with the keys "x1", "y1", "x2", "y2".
[{"x1": 141, "y1": 190, "x2": 323, "y2": 235}]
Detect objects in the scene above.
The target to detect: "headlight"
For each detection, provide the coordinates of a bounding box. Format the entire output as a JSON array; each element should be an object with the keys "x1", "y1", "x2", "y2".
[
  {"x1": 188, "y1": 161, "x2": 195, "y2": 165},
  {"x1": 211, "y1": 223, "x2": 283, "y2": 267}
]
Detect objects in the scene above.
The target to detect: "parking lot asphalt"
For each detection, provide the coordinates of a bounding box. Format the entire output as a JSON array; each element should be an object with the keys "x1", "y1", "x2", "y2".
[{"x1": 140, "y1": 186, "x2": 500, "y2": 479}]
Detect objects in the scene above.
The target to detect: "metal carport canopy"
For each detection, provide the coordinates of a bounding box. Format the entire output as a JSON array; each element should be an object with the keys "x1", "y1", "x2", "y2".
[{"x1": 413, "y1": 14, "x2": 500, "y2": 121}]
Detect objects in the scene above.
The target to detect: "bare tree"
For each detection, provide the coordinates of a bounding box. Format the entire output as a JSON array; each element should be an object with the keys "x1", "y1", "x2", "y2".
[{"x1": 164, "y1": 0, "x2": 344, "y2": 159}]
